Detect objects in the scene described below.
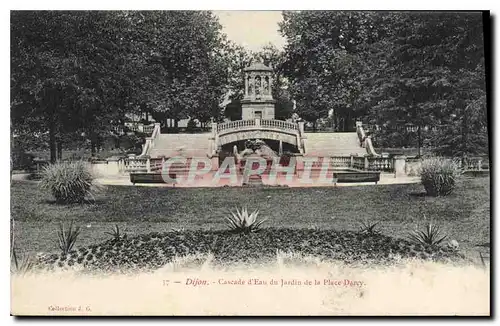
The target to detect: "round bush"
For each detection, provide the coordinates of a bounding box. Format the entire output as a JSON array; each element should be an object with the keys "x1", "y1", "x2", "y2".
[
  {"x1": 40, "y1": 161, "x2": 94, "y2": 204},
  {"x1": 419, "y1": 157, "x2": 461, "y2": 196}
]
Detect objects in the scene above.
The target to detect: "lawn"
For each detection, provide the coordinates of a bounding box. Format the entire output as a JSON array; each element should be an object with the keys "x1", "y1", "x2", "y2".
[{"x1": 11, "y1": 177, "x2": 490, "y2": 263}]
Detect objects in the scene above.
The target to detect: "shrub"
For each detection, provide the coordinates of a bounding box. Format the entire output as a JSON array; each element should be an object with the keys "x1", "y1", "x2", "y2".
[
  {"x1": 358, "y1": 220, "x2": 380, "y2": 235},
  {"x1": 407, "y1": 220, "x2": 447, "y2": 247},
  {"x1": 40, "y1": 161, "x2": 94, "y2": 203},
  {"x1": 57, "y1": 221, "x2": 81, "y2": 255},
  {"x1": 419, "y1": 157, "x2": 461, "y2": 196},
  {"x1": 11, "y1": 248, "x2": 36, "y2": 274},
  {"x1": 105, "y1": 224, "x2": 127, "y2": 240},
  {"x1": 224, "y1": 207, "x2": 267, "y2": 234}
]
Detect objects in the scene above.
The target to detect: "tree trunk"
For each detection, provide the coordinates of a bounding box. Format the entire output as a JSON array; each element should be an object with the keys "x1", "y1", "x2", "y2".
[
  {"x1": 417, "y1": 125, "x2": 422, "y2": 157},
  {"x1": 462, "y1": 104, "x2": 468, "y2": 156},
  {"x1": 91, "y1": 133, "x2": 97, "y2": 157},
  {"x1": 49, "y1": 121, "x2": 57, "y2": 163},
  {"x1": 57, "y1": 141, "x2": 62, "y2": 161},
  {"x1": 114, "y1": 136, "x2": 120, "y2": 150}
]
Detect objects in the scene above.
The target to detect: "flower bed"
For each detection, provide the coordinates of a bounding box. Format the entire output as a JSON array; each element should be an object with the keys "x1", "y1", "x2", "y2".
[{"x1": 34, "y1": 228, "x2": 465, "y2": 273}]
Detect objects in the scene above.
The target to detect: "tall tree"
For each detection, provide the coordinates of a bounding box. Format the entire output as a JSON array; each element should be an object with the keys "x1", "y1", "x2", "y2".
[
  {"x1": 11, "y1": 11, "x2": 233, "y2": 159},
  {"x1": 125, "y1": 11, "x2": 232, "y2": 130},
  {"x1": 359, "y1": 12, "x2": 487, "y2": 156},
  {"x1": 279, "y1": 11, "x2": 390, "y2": 131}
]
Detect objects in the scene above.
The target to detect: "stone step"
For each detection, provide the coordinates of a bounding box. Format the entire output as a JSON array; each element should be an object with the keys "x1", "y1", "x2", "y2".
[{"x1": 148, "y1": 131, "x2": 367, "y2": 158}]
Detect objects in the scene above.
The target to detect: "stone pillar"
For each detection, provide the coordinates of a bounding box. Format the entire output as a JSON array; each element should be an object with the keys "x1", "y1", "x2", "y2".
[
  {"x1": 279, "y1": 140, "x2": 283, "y2": 156},
  {"x1": 350, "y1": 155, "x2": 354, "y2": 168},
  {"x1": 211, "y1": 122, "x2": 217, "y2": 136},
  {"x1": 255, "y1": 118, "x2": 261, "y2": 127},
  {"x1": 268, "y1": 76, "x2": 272, "y2": 95},
  {"x1": 393, "y1": 155, "x2": 407, "y2": 178},
  {"x1": 106, "y1": 158, "x2": 120, "y2": 175},
  {"x1": 356, "y1": 121, "x2": 362, "y2": 128},
  {"x1": 244, "y1": 73, "x2": 249, "y2": 96},
  {"x1": 146, "y1": 157, "x2": 151, "y2": 173},
  {"x1": 251, "y1": 76, "x2": 256, "y2": 98},
  {"x1": 298, "y1": 121, "x2": 305, "y2": 135},
  {"x1": 364, "y1": 156, "x2": 369, "y2": 170}
]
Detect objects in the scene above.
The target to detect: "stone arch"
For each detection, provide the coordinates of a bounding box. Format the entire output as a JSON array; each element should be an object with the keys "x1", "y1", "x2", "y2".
[
  {"x1": 247, "y1": 75, "x2": 253, "y2": 95},
  {"x1": 264, "y1": 76, "x2": 270, "y2": 95},
  {"x1": 255, "y1": 75, "x2": 262, "y2": 96}
]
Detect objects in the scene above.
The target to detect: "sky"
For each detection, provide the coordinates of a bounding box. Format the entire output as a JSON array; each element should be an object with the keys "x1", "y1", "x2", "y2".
[{"x1": 214, "y1": 11, "x2": 286, "y2": 52}]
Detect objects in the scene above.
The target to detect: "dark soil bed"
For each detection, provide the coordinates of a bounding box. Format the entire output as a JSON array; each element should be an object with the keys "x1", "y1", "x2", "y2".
[{"x1": 35, "y1": 228, "x2": 465, "y2": 273}]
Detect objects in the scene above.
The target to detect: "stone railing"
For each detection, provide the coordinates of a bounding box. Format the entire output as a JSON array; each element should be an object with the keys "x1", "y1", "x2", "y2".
[
  {"x1": 453, "y1": 156, "x2": 490, "y2": 171},
  {"x1": 139, "y1": 123, "x2": 161, "y2": 157},
  {"x1": 217, "y1": 119, "x2": 299, "y2": 134},
  {"x1": 261, "y1": 119, "x2": 298, "y2": 132},
  {"x1": 212, "y1": 119, "x2": 306, "y2": 155},
  {"x1": 356, "y1": 121, "x2": 366, "y2": 147},
  {"x1": 367, "y1": 156, "x2": 393, "y2": 171},
  {"x1": 356, "y1": 121, "x2": 380, "y2": 157},
  {"x1": 330, "y1": 156, "x2": 351, "y2": 167},
  {"x1": 217, "y1": 119, "x2": 256, "y2": 133},
  {"x1": 143, "y1": 124, "x2": 156, "y2": 134},
  {"x1": 119, "y1": 157, "x2": 165, "y2": 174},
  {"x1": 149, "y1": 158, "x2": 164, "y2": 172},
  {"x1": 330, "y1": 155, "x2": 400, "y2": 174},
  {"x1": 352, "y1": 156, "x2": 366, "y2": 170}
]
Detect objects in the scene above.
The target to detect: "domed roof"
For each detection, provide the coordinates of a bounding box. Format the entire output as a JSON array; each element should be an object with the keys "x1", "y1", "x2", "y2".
[{"x1": 243, "y1": 62, "x2": 273, "y2": 72}]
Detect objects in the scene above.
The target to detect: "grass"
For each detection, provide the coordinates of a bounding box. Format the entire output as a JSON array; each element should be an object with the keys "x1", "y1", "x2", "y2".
[{"x1": 11, "y1": 177, "x2": 490, "y2": 263}]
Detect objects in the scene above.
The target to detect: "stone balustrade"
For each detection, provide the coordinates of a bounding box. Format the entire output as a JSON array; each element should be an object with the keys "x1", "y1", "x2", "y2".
[
  {"x1": 216, "y1": 119, "x2": 299, "y2": 135},
  {"x1": 217, "y1": 119, "x2": 256, "y2": 133},
  {"x1": 139, "y1": 123, "x2": 161, "y2": 157},
  {"x1": 260, "y1": 119, "x2": 298, "y2": 132}
]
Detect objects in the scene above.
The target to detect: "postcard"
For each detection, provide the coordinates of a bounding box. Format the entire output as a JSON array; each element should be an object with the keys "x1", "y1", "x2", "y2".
[{"x1": 10, "y1": 10, "x2": 490, "y2": 316}]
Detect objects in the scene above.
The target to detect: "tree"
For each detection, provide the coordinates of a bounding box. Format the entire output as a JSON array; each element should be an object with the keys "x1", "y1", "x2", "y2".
[
  {"x1": 360, "y1": 12, "x2": 487, "y2": 156},
  {"x1": 125, "y1": 11, "x2": 232, "y2": 130},
  {"x1": 11, "y1": 11, "x2": 234, "y2": 159},
  {"x1": 11, "y1": 11, "x2": 138, "y2": 160},
  {"x1": 279, "y1": 11, "x2": 487, "y2": 157},
  {"x1": 279, "y1": 11, "x2": 390, "y2": 131}
]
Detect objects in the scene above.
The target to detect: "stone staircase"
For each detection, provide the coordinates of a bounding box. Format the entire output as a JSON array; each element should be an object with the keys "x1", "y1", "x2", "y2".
[
  {"x1": 147, "y1": 131, "x2": 366, "y2": 159},
  {"x1": 149, "y1": 133, "x2": 211, "y2": 158},
  {"x1": 304, "y1": 132, "x2": 366, "y2": 157}
]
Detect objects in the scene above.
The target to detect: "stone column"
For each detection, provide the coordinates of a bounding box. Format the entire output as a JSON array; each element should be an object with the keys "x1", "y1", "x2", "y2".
[
  {"x1": 211, "y1": 122, "x2": 217, "y2": 137},
  {"x1": 251, "y1": 75, "x2": 256, "y2": 98},
  {"x1": 393, "y1": 155, "x2": 407, "y2": 178},
  {"x1": 364, "y1": 156, "x2": 369, "y2": 170},
  {"x1": 268, "y1": 76, "x2": 273, "y2": 95},
  {"x1": 298, "y1": 121, "x2": 305, "y2": 135},
  {"x1": 244, "y1": 73, "x2": 249, "y2": 96}
]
